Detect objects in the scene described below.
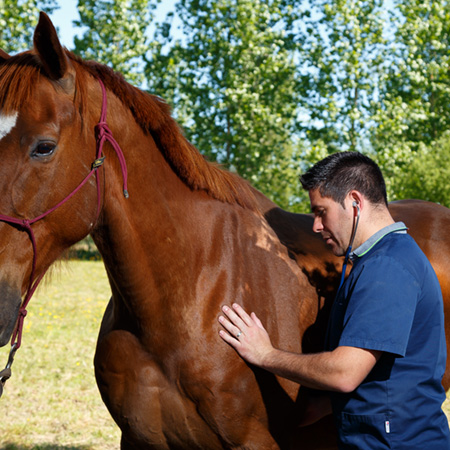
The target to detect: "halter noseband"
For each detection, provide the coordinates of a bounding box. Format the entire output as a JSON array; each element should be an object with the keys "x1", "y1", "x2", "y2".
[{"x1": 0, "y1": 78, "x2": 128, "y2": 395}]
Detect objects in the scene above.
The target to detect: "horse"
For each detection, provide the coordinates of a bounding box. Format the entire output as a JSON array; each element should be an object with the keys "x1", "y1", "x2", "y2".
[{"x1": 0, "y1": 12, "x2": 449, "y2": 449}]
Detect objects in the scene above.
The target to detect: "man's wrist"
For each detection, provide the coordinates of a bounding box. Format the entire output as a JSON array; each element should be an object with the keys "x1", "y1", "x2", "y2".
[{"x1": 259, "y1": 347, "x2": 280, "y2": 371}]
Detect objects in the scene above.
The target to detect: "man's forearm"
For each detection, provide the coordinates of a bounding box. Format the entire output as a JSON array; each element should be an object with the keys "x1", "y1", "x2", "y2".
[
  {"x1": 260, "y1": 348, "x2": 351, "y2": 392},
  {"x1": 260, "y1": 345, "x2": 381, "y2": 393}
]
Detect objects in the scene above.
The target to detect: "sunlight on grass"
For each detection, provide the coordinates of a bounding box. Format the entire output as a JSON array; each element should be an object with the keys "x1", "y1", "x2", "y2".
[
  {"x1": 0, "y1": 261, "x2": 120, "y2": 450},
  {"x1": 443, "y1": 396, "x2": 450, "y2": 423}
]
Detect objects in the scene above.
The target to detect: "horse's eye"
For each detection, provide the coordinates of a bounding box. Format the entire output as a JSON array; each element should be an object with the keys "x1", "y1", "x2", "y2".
[{"x1": 31, "y1": 142, "x2": 56, "y2": 158}]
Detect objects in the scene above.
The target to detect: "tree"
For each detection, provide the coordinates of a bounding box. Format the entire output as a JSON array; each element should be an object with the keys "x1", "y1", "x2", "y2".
[
  {"x1": 0, "y1": 0, "x2": 57, "y2": 53},
  {"x1": 146, "y1": 0, "x2": 305, "y2": 210},
  {"x1": 298, "y1": 0, "x2": 387, "y2": 155},
  {"x1": 376, "y1": 0, "x2": 450, "y2": 147},
  {"x1": 393, "y1": 132, "x2": 450, "y2": 206},
  {"x1": 371, "y1": 0, "x2": 450, "y2": 199},
  {"x1": 73, "y1": 0, "x2": 158, "y2": 85}
]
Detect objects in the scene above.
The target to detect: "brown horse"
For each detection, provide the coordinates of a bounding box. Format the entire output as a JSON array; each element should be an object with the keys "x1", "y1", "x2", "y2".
[{"x1": 0, "y1": 13, "x2": 449, "y2": 449}]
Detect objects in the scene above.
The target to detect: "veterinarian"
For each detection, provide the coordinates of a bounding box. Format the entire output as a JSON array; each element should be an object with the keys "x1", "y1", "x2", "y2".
[{"x1": 219, "y1": 151, "x2": 450, "y2": 449}]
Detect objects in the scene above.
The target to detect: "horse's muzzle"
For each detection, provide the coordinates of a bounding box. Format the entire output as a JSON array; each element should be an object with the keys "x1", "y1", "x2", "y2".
[{"x1": 0, "y1": 280, "x2": 21, "y2": 347}]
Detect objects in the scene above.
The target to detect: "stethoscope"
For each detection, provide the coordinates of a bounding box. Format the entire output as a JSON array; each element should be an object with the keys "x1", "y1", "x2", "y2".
[{"x1": 338, "y1": 201, "x2": 360, "y2": 291}]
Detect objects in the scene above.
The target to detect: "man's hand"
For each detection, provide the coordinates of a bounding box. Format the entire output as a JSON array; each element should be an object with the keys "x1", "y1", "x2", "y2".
[
  {"x1": 218, "y1": 304, "x2": 381, "y2": 392},
  {"x1": 218, "y1": 303, "x2": 274, "y2": 367}
]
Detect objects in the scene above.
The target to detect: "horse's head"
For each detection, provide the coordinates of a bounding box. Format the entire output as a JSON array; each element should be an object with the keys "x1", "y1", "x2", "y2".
[{"x1": 0, "y1": 13, "x2": 102, "y2": 346}]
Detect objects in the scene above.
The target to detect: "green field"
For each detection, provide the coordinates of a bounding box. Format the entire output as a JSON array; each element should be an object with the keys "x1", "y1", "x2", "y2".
[
  {"x1": 0, "y1": 260, "x2": 448, "y2": 449},
  {"x1": 0, "y1": 261, "x2": 120, "y2": 449}
]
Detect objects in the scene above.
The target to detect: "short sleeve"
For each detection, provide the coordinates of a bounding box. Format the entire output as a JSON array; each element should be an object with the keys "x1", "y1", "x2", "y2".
[{"x1": 338, "y1": 256, "x2": 420, "y2": 357}]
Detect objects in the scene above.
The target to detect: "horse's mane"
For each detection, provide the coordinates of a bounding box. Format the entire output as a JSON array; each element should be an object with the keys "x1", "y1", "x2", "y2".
[
  {"x1": 0, "y1": 50, "x2": 259, "y2": 211},
  {"x1": 75, "y1": 53, "x2": 261, "y2": 211}
]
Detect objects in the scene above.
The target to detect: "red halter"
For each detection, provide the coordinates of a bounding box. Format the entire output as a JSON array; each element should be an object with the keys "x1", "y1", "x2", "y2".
[{"x1": 0, "y1": 78, "x2": 128, "y2": 392}]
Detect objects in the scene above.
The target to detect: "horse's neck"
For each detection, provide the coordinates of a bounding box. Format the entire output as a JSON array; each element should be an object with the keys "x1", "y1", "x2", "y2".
[{"x1": 92, "y1": 127, "x2": 225, "y2": 319}]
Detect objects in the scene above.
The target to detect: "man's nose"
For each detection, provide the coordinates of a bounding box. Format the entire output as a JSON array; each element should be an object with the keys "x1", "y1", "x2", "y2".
[{"x1": 312, "y1": 216, "x2": 323, "y2": 233}]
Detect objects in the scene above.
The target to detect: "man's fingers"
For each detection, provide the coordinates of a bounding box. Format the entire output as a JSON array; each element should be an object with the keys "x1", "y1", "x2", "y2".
[
  {"x1": 218, "y1": 329, "x2": 240, "y2": 347},
  {"x1": 221, "y1": 304, "x2": 248, "y2": 330},
  {"x1": 231, "y1": 303, "x2": 255, "y2": 327},
  {"x1": 218, "y1": 314, "x2": 242, "y2": 339},
  {"x1": 251, "y1": 312, "x2": 264, "y2": 329}
]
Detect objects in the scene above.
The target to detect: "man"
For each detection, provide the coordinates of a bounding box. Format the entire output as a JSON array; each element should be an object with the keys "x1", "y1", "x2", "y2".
[{"x1": 218, "y1": 151, "x2": 450, "y2": 449}]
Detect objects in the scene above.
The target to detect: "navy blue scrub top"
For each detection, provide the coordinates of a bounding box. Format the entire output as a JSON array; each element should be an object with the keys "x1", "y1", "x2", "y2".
[{"x1": 326, "y1": 222, "x2": 450, "y2": 449}]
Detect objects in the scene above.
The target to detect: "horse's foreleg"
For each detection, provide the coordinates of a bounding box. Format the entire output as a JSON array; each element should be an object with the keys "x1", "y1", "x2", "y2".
[{"x1": 95, "y1": 328, "x2": 227, "y2": 449}]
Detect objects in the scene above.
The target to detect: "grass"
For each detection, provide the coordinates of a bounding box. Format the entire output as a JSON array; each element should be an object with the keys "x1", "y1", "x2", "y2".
[
  {"x1": 0, "y1": 260, "x2": 119, "y2": 449},
  {"x1": 444, "y1": 396, "x2": 450, "y2": 424},
  {"x1": 0, "y1": 260, "x2": 448, "y2": 449}
]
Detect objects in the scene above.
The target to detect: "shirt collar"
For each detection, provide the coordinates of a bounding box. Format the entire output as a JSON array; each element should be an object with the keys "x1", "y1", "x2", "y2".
[{"x1": 350, "y1": 221, "x2": 408, "y2": 260}]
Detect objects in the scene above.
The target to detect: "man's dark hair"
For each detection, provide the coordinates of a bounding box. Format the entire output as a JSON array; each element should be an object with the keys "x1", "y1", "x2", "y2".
[{"x1": 300, "y1": 151, "x2": 388, "y2": 207}]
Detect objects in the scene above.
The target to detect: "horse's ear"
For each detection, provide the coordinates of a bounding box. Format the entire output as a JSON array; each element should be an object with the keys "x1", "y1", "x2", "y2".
[
  {"x1": 0, "y1": 49, "x2": 11, "y2": 62},
  {"x1": 33, "y1": 11, "x2": 74, "y2": 94}
]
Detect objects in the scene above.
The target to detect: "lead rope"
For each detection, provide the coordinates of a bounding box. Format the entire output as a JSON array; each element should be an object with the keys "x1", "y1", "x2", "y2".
[{"x1": 0, "y1": 78, "x2": 128, "y2": 397}]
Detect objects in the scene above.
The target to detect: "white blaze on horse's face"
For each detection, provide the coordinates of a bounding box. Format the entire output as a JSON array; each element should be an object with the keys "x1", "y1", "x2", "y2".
[{"x1": 0, "y1": 111, "x2": 18, "y2": 141}]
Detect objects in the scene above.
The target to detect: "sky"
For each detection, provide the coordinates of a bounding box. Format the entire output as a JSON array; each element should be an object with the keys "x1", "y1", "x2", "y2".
[
  {"x1": 47, "y1": 0, "x2": 177, "y2": 49},
  {"x1": 47, "y1": 0, "x2": 79, "y2": 48}
]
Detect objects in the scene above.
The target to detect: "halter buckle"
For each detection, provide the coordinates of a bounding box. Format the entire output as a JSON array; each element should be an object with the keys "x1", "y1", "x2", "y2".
[{"x1": 91, "y1": 156, "x2": 105, "y2": 170}]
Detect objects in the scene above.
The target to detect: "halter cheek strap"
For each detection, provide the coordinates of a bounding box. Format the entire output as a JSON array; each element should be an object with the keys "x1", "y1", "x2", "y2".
[{"x1": 0, "y1": 78, "x2": 128, "y2": 395}]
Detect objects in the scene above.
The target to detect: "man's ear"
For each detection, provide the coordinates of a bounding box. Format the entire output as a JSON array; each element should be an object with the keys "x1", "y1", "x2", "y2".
[{"x1": 348, "y1": 190, "x2": 363, "y2": 212}]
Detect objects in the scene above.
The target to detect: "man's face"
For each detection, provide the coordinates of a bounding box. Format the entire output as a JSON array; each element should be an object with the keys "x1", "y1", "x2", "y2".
[{"x1": 309, "y1": 189, "x2": 354, "y2": 257}]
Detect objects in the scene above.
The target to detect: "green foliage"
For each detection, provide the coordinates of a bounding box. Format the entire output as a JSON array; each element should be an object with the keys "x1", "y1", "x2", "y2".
[
  {"x1": 0, "y1": 0, "x2": 57, "y2": 52},
  {"x1": 375, "y1": 0, "x2": 450, "y2": 147},
  {"x1": 389, "y1": 132, "x2": 450, "y2": 207},
  {"x1": 371, "y1": 0, "x2": 450, "y2": 200},
  {"x1": 296, "y1": 0, "x2": 450, "y2": 205},
  {"x1": 298, "y1": 0, "x2": 387, "y2": 154},
  {"x1": 73, "y1": 0, "x2": 158, "y2": 85},
  {"x1": 146, "y1": 0, "x2": 305, "y2": 210}
]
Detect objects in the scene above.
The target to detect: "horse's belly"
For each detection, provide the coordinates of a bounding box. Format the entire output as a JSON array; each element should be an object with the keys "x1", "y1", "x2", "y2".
[{"x1": 94, "y1": 329, "x2": 223, "y2": 449}]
